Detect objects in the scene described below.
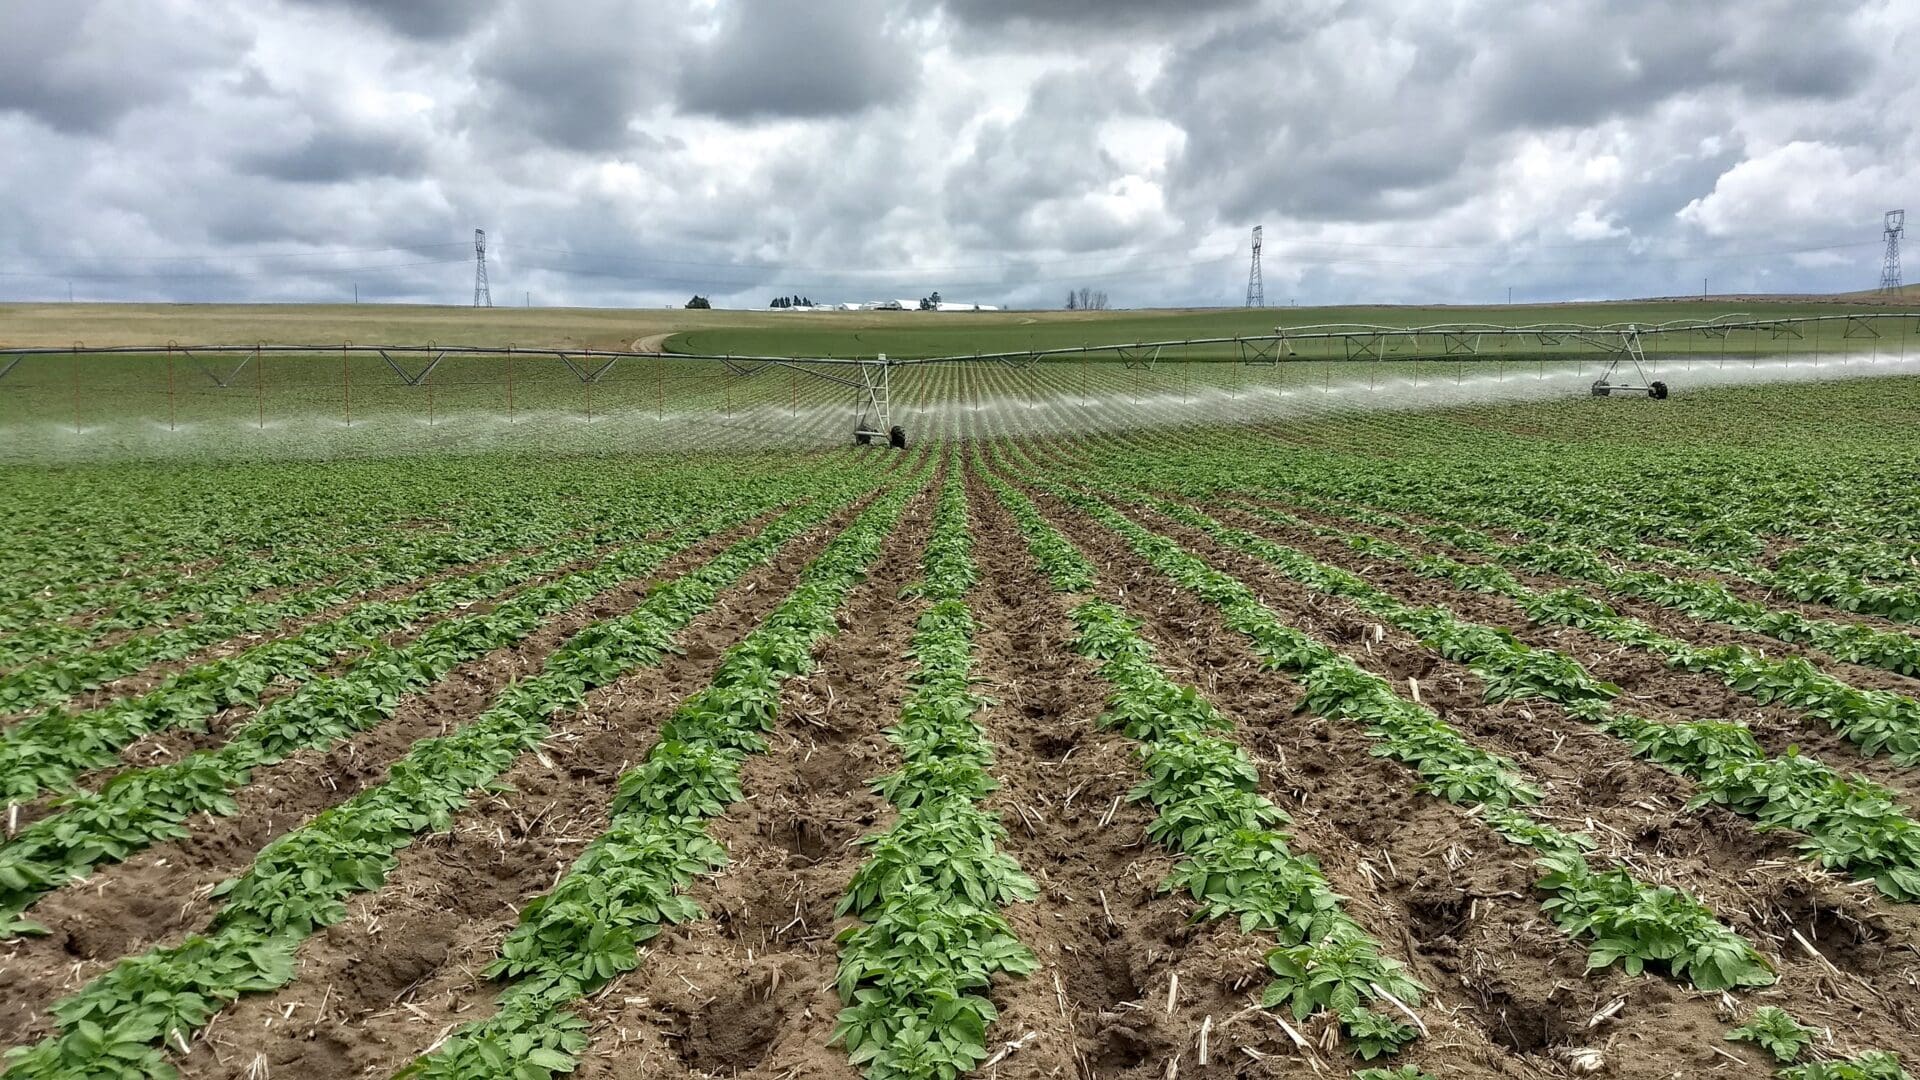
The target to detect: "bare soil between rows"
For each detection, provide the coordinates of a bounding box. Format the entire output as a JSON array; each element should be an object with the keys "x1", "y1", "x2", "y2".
[
  {"x1": 173, "y1": 483, "x2": 914, "y2": 1080},
  {"x1": 6, "y1": 541, "x2": 628, "y2": 833},
  {"x1": 1004, "y1": 453, "x2": 1920, "y2": 1073},
  {"x1": 0, "y1": 505, "x2": 826, "y2": 1048}
]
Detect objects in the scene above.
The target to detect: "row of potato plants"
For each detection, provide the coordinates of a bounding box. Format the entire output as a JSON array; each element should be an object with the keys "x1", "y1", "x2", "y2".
[
  {"x1": 0, "y1": 522, "x2": 571, "y2": 716},
  {"x1": 1126, "y1": 493, "x2": 1920, "y2": 905},
  {"x1": 980, "y1": 464, "x2": 1429, "y2": 1064},
  {"x1": 1227, "y1": 417, "x2": 1913, "y2": 552},
  {"x1": 1252, "y1": 489, "x2": 1920, "y2": 678},
  {"x1": 0, "y1": 454, "x2": 822, "y2": 636},
  {"x1": 0, "y1": 453, "x2": 859, "y2": 680},
  {"x1": 1029, "y1": 441, "x2": 1912, "y2": 1068},
  {"x1": 999, "y1": 458, "x2": 1777, "y2": 994},
  {"x1": 1076, "y1": 424, "x2": 1896, "y2": 617},
  {"x1": 0, "y1": 472, "x2": 858, "y2": 804},
  {"x1": 0, "y1": 466, "x2": 890, "y2": 1080},
  {"x1": 1212, "y1": 446, "x2": 1920, "y2": 624},
  {"x1": 1053, "y1": 433, "x2": 1920, "y2": 768},
  {"x1": 1221, "y1": 496, "x2": 1920, "y2": 770},
  {"x1": 0, "y1": 539, "x2": 598, "y2": 805},
  {"x1": 0, "y1": 507, "x2": 755, "y2": 936},
  {"x1": 392, "y1": 465, "x2": 926, "y2": 1080},
  {"x1": 0, "y1": 517, "x2": 539, "y2": 670},
  {"x1": 830, "y1": 470, "x2": 1039, "y2": 1078}
]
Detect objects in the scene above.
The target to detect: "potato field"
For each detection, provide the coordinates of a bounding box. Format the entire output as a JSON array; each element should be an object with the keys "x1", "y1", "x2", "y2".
[{"x1": 5, "y1": 375, "x2": 1920, "y2": 1080}]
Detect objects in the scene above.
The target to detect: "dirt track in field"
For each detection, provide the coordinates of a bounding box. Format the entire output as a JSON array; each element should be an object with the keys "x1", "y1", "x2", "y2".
[
  {"x1": 0, "y1": 505, "x2": 834, "y2": 1049},
  {"x1": 168, "y1": 474, "x2": 920, "y2": 1080},
  {"x1": 1005, "y1": 453, "x2": 1920, "y2": 1075}
]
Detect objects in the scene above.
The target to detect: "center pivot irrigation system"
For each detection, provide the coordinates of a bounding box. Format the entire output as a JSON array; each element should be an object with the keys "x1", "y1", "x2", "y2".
[{"x1": 3, "y1": 312, "x2": 1916, "y2": 446}]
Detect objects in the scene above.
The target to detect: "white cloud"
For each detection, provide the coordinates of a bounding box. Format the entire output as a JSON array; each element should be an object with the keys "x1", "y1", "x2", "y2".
[{"x1": 0, "y1": 0, "x2": 1914, "y2": 308}]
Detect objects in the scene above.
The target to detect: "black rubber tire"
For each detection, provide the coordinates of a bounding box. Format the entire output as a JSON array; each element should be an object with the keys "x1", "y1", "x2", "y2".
[
  {"x1": 1650, "y1": 381, "x2": 1669, "y2": 400},
  {"x1": 889, "y1": 425, "x2": 907, "y2": 449},
  {"x1": 855, "y1": 431, "x2": 872, "y2": 446},
  {"x1": 1591, "y1": 383, "x2": 1610, "y2": 397}
]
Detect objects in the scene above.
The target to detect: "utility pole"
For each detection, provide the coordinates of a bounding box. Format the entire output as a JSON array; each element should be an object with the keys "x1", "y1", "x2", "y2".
[
  {"x1": 474, "y1": 229, "x2": 493, "y2": 307},
  {"x1": 1244, "y1": 226, "x2": 1265, "y2": 307},
  {"x1": 1883, "y1": 210, "x2": 1906, "y2": 295}
]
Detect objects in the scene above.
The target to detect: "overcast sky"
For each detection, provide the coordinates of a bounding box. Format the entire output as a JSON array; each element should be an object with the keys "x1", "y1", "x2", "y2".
[{"x1": 0, "y1": 0, "x2": 1914, "y2": 310}]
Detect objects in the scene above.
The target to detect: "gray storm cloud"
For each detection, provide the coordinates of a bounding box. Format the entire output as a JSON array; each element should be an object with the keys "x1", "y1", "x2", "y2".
[{"x1": 0, "y1": 0, "x2": 1912, "y2": 309}]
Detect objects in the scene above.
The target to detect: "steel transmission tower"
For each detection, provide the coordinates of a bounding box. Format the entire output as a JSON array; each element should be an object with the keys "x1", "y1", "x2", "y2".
[
  {"x1": 1245, "y1": 225, "x2": 1264, "y2": 307},
  {"x1": 473, "y1": 229, "x2": 493, "y2": 308},
  {"x1": 1882, "y1": 210, "x2": 1905, "y2": 295}
]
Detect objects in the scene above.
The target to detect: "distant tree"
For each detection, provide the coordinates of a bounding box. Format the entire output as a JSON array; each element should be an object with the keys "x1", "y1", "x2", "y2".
[
  {"x1": 1093, "y1": 290, "x2": 1109, "y2": 311},
  {"x1": 931, "y1": 290, "x2": 942, "y2": 306},
  {"x1": 1066, "y1": 291, "x2": 1077, "y2": 311},
  {"x1": 687, "y1": 295, "x2": 711, "y2": 309},
  {"x1": 1076, "y1": 287, "x2": 1092, "y2": 311}
]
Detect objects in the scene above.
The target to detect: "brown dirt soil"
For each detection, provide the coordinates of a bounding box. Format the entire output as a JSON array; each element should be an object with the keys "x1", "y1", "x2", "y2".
[
  {"x1": 6, "y1": 541, "x2": 629, "y2": 834},
  {"x1": 1267, "y1": 494, "x2": 1920, "y2": 702},
  {"x1": 1218, "y1": 495, "x2": 1920, "y2": 815},
  {"x1": 0, "y1": 537, "x2": 555, "y2": 726},
  {"x1": 171, "y1": 480, "x2": 926, "y2": 1080},
  {"x1": 1349, "y1": 497, "x2": 1920, "y2": 643},
  {"x1": 1002, "y1": 456, "x2": 1920, "y2": 1074},
  {"x1": 958, "y1": 474, "x2": 1542, "y2": 1080},
  {"x1": 562, "y1": 479, "x2": 939, "y2": 1080},
  {"x1": 0, "y1": 506, "x2": 833, "y2": 1048}
]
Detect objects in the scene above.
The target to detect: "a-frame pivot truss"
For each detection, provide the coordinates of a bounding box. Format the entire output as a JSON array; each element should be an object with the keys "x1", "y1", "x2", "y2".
[
  {"x1": 378, "y1": 349, "x2": 449, "y2": 386},
  {"x1": 850, "y1": 354, "x2": 894, "y2": 446},
  {"x1": 1590, "y1": 326, "x2": 1667, "y2": 399},
  {"x1": 179, "y1": 347, "x2": 255, "y2": 388},
  {"x1": 557, "y1": 350, "x2": 621, "y2": 384}
]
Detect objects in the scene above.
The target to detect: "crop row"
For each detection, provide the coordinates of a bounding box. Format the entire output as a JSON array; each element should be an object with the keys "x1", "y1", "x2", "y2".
[
  {"x1": 1252, "y1": 491, "x2": 1920, "y2": 677},
  {"x1": 1035, "y1": 433, "x2": 1920, "y2": 770},
  {"x1": 0, "y1": 522, "x2": 574, "y2": 716},
  {"x1": 1226, "y1": 447, "x2": 1920, "y2": 623},
  {"x1": 998, "y1": 452, "x2": 1777, "y2": 993},
  {"x1": 1228, "y1": 499, "x2": 1920, "y2": 769},
  {"x1": 1118, "y1": 492, "x2": 1920, "y2": 903},
  {"x1": 0, "y1": 463, "x2": 890, "y2": 1079},
  {"x1": 393, "y1": 462, "x2": 926, "y2": 1080},
  {"x1": 0, "y1": 538, "x2": 596, "y2": 805},
  {"x1": 831, "y1": 470, "x2": 1038, "y2": 1077},
  {"x1": 0, "y1": 516, "x2": 727, "y2": 936},
  {"x1": 980, "y1": 464, "x2": 1429, "y2": 1064},
  {"x1": 0, "y1": 517, "x2": 543, "y2": 671}
]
